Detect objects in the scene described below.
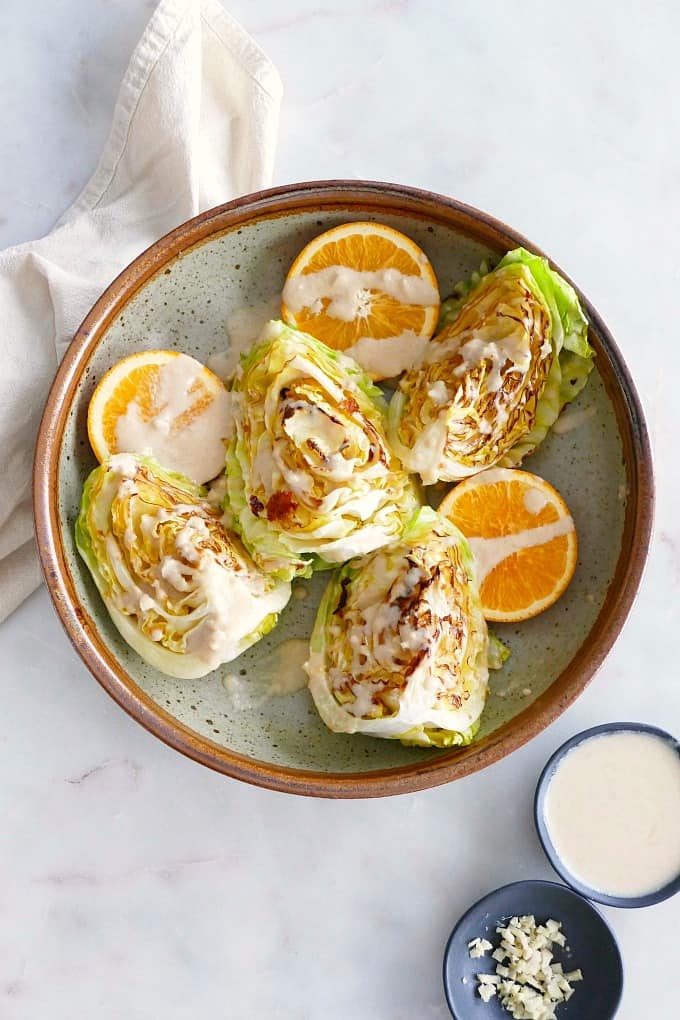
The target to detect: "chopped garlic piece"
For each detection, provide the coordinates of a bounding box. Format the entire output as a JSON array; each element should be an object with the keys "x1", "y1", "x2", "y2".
[
  {"x1": 479, "y1": 983, "x2": 497, "y2": 1002},
  {"x1": 468, "y1": 916, "x2": 583, "y2": 1018},
  {"x1": 564, "y1": 969, "x2": 583, "y2": 982},
  {"x1": 468, "y1": 937, "x2": 493, "y2": 958}
]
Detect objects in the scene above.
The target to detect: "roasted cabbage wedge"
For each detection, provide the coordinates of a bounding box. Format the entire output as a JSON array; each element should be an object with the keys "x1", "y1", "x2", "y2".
[
  {"x1": 306, "y1": 507, "x2": 489, "y2": 747},
  {"x1": 388, "y1": 248, "x2": 594, "y2": 484},
  {"x1": 76, "y1": 454, "x2": 290, "y2": 679},
  {"x1": 226, "y1": 320, "x2": 420, "y2": 582}
]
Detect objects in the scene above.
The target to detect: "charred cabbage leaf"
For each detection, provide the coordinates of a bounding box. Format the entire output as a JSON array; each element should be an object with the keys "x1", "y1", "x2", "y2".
[
  {"x1": 306, "y1": 507, "x2": 489, "y2": 747},
  {"x1": 388, "y1": 249, "x2": 593, "y2": 484}
]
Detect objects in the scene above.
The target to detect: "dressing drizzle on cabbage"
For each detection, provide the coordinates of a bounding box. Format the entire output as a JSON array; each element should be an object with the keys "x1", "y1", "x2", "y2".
[
  {"x1": 388, "y1": 248, "x2": 593, "y2": 484},
  {"x1": 76, "y1": 454, "x2": 290, "y2": 679},
  {"x1": 226, "y1": 320, "x2": 420, "y2": 582}
]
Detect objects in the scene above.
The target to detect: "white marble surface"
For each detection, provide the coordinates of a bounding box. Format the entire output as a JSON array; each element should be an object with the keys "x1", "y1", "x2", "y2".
[{"x1": 1, "y1": 1, "x2": 679, "y2": 1016}]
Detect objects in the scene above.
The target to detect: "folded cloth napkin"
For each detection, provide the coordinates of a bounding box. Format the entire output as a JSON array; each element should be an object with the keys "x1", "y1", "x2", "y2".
[{"x1": 0, "y1": 0, "x2": 281, "y2": 623}]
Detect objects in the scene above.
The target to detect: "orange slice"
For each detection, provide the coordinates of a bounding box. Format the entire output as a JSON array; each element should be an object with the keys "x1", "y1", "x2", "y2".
[
  {"x1": 439, "y1": 467, "x2": 577, "y2": 622},
  {"x1": 87, "y1": 350, "x2": 231, "y2": 485},
  {"x1": 280, "y1": 221, "x2": 440, "y2": 380}
]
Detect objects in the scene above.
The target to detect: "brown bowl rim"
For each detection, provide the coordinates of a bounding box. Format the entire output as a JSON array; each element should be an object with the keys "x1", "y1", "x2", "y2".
[{"x1": 33, "y1": 180, "x2": 655, "y2": 798}]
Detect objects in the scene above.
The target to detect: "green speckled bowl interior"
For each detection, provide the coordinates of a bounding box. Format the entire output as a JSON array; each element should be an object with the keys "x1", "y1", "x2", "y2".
[{"x1": 42, "y1": 183, "x2": 651, "y2": 796}]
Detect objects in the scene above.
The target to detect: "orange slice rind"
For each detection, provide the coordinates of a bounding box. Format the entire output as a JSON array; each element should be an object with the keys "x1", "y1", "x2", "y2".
[{"x1": 87, "y1": 350, "x2": 231, "y2": 485}]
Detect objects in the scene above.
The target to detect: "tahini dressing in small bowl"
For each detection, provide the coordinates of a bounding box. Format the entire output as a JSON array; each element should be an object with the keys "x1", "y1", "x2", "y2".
[{"x1": 537, "y1": 724, "x2": 680, "y2": 906}]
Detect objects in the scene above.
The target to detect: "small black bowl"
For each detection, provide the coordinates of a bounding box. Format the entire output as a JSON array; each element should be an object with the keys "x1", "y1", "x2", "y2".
[
  {"x1": 442, "y1": 879, "x2": 622, "y2": 1019},
  {"x1": 534, "y1": 722, "x2": 680, "y2": 908}
]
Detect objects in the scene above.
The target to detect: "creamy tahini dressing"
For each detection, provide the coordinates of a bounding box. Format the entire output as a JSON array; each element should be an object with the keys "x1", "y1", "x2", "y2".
[
  {"x1": 468, "y1": 517, "x2": 574, "y2": 585},
  {"x1": 110, "y1": 452, "x2": 139, "y2": 479},
  {"x1": 269, "y1": 638, "x2": 310, "y2": 695},
  {"x1": 410, "y1": 417, "x2": 450, "y2": 485},
  {"x1": 318, "y1": 525, "x2": 395, "y2": 563},
  {"x1": 181, "y1": 557, "x2": 277, "y2": 670},
  {"x1": 220, "y1": 639, "x2": 309, "y2": 705},
  {"x1": 448, "y1": 333, "x2": 531, "y2": 392},
  {"x1": 551, "y1": 405, "x2": 596, "y2": 435},
  {"x1": 207, "y1": 296, "x2": 282, "y2": 381},
  {"x1": 115, "y1": 354, "x2": 231, "y2": 484},
  {"x1": 344, "y1": 331, "x2": 429, "y2": 378},
  {"x1": 427, "y1": 380, "x2": 450, "y2": 406},
  {"x1": 282, "y1": 266, "x2": 439, "y2": 322},
  {"x1": 545, "y1": 731, "x2": 680, "y2": 897},
  {"x1": 523, "y1": 487, "x2": 549, "y2": 514}
]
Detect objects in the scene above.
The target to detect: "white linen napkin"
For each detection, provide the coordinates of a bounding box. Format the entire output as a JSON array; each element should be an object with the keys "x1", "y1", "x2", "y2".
[{"x1": 0, "y1": 0, "x2": 281, "y2": 623}]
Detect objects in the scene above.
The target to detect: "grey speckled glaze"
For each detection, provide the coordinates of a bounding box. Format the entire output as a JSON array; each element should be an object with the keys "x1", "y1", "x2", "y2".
[{"x1": 59, "y1": 207, "x2": 626, "y2": 772}]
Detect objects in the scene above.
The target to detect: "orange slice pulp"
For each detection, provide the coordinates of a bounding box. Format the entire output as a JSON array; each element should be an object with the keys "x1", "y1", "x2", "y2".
[{"x1": 280, "y1": 221, "x2": 440, "y2": 380}]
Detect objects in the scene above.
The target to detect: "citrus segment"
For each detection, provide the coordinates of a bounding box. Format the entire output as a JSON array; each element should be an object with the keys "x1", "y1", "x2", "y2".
[
  {"x1": 281, "y1": 221, "x2": 440, "y2": 380},
  {"x1": 87, "y1": 350, "x2": 231, "y2": 485},
  {"x1": 438, "y1": 467, "x2": 577, "y2": 622}
]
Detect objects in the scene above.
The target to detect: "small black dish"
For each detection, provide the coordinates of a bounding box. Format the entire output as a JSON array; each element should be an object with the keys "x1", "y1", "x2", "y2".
[
  {"x1": 534, "y1": 722, "x2": 680, "y2": 908},
  {"x1": 442, "y1": 879, "x2": 623, "y2": 1019}
]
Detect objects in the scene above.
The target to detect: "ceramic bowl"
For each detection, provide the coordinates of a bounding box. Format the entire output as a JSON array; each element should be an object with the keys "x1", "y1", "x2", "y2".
[
  {"x1": 33, "y1": 181, "x2": 654, "y2": 797},
  {"x1": 534, "y1": 722, "x2": 680, "y2": 907},
  {"x1": 442, "y1": 879, "x2": 623, "y2": 1019}
]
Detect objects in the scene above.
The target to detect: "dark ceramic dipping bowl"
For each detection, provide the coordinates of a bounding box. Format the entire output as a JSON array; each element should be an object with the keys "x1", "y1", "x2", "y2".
[
  {"x1": 33, "y1": 181, "x2": 654, "y2": 797},
  {"x1": 442, "y1": 880, "x2": 623, "y2": 1020},
  {"x1": 535, "y1": 722, "x2": 680, "y2": 907}
]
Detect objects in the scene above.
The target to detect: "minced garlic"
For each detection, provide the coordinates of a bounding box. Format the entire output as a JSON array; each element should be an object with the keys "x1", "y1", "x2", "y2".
[
  {"x1": 467, "y1": 937, "x2": 493, "y2": 959},
  {"x1": 468, "y1": 916, "x2": 582, "y2": 1019}
]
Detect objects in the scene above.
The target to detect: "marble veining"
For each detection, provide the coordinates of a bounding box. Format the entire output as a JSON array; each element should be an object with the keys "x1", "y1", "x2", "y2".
[{"x1": 1, "y1": 1, "x2": 679, "y2": 1018}]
